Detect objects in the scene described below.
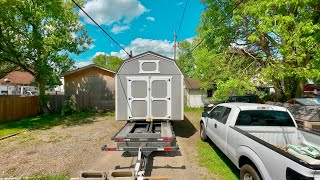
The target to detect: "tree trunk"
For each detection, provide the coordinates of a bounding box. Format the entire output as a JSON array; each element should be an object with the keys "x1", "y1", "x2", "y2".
[
  {"x1": 272, "y1": 79, "x2": 286, "y2": 102},
  {"x1": 294, "y1": 79, "x2": 305, "y2": 98},
  {"x1": 39, "y1": 77, "x2": 51, "y2": 115}
]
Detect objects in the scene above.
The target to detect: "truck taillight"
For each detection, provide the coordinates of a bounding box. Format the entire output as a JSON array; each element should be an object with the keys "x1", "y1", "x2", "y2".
[{"x1": 164, "y1": 148, "x2": 173, "y2": 151}]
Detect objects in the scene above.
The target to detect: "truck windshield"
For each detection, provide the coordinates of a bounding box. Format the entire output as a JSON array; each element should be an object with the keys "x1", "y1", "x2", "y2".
[{"x1": 235, "y1": 110, "x2": 295, "y2": 127}]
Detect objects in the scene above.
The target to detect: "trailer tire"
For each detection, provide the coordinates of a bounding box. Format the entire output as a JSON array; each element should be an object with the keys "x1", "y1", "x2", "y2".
[
  {"x1": 200, "y1": 123, "x2": 208, "y2": 141},
  {"x1": 240, "y1": 164, "x2": 261, "y2": 180}
]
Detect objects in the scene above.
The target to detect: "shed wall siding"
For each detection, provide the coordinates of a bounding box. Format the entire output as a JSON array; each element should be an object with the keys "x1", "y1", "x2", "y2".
[
  {"x1": 116, "y1": 52, "x2": 183, "y2": 121},
  {"x1": 64, "y1": 66, "x2": 115, "y2": 110}
]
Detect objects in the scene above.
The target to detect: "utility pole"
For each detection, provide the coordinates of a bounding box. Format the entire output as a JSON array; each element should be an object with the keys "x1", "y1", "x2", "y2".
[{"x1": 173, "y1": 31, "x2": 177, "y2": 61}]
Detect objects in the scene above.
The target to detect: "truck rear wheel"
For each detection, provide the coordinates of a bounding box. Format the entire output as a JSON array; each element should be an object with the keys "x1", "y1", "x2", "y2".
[
  {"x1": 240, "y1": 164, "x2": 261, "y2": 180},
  {"x1": 200, "y1": 123, "x2": 208, "y2": 141}
]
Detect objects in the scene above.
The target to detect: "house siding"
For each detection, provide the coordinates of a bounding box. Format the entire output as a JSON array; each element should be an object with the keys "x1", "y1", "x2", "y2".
[{"x1": 185, "y1": 89, "x2": 207, "y2": 108}]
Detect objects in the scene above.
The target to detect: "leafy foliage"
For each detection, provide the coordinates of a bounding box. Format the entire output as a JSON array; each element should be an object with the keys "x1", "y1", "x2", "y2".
[
  {"x1": 194, "y1": 0, "x2": 320, "y2": 100},
  {"x1": 62, "y1": 95, "x2": 77, "y2": 115},
  {"x1": 0, "y1": 0, "x2": 92, "y2": 112},
  {"x1": 176, "y1": 40, "x2": 195, "y2": 77},
  {"x1": 92, "y1": 54, "x2": 123, "y2": 72}
]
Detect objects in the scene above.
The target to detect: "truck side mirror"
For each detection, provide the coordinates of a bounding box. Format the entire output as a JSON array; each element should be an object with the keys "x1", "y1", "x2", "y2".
[{"x1": 202, "y1": 112, "x2": 209, "y2": 117}]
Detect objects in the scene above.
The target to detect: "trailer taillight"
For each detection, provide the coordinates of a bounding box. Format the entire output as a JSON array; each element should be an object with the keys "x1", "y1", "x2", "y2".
[
  {"x1": 163, "y1": 138, "x2": 173, "y2": 141},
  {"x1": 106, "y1": 148, "x2": 117, "y2": 151},
  {"x1": 115, "y1": 138, "x2": 125, "y2": 142}
]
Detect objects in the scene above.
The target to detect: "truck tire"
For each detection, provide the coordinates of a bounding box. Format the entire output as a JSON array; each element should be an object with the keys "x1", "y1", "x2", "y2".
[
  {"x1": 240, "y1": 164, "x2": 261, "y2": 180},
  {"x1": 200, "y1": 123, "x2": 208, "y2": 141}
]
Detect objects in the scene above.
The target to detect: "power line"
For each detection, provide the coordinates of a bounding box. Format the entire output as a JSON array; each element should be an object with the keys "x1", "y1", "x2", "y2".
[
  {"x1": 176, "y1": 0, "x2": 189, "y2": 40},
  {"x1": 190, "y1": 0, "x2": 244, "y2": 53},
  {"x1": 71, "y1": 0, "x2": 131, "y2": 57}
]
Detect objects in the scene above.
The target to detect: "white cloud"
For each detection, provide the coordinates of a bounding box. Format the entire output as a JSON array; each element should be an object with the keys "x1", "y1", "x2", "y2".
[
  {"x1": 176, "y1": 2, "x2": 184, "y2": 6},
  {"x1": 111, "y1": 25, "x2": 130, "y2": 34},
  {"x1": 83, "y1": 42, "x2": 95, "y2": 49},
  {"x1": 146, "y1": 16, "x2": 155, "y2": 21},
  {"x1": 75, "y1": 61, "x2": 92, "y2": 68},
  {"x1": 81, "y1": 0, "x2": 148, "y2": 26},
  {"x1": 92, "y1": 51, "x2": 108, "y2": 58},
  {"x1": 70, "y1": 32, "x2": 77, "y2": 39},
  {"x1": 185, "y1": 37, "x2": 194, "y2": 43},
  {"x1": 111, "y1": 38, "x2": 174, "y2": 59}
]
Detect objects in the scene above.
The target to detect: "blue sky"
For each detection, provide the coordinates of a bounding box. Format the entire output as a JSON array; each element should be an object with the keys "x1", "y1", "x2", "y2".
[{"x1": 71, "y1": 0, "x2": 205, "y2": 67}]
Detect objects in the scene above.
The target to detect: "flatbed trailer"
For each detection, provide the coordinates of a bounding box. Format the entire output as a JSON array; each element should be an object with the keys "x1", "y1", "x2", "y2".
[{"x1": 79, "y1": 121, "x2": 178, "y2": 180}]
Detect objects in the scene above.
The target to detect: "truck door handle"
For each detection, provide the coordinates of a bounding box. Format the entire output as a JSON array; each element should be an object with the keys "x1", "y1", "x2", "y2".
[{"x1": 214, "y1": 124, "x2": 217, "y2": 128}]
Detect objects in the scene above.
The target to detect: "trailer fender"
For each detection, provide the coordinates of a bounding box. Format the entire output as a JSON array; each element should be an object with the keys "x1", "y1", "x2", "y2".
[{"x1": 237, "y1": 145, "x2": 271, "y2": 180}]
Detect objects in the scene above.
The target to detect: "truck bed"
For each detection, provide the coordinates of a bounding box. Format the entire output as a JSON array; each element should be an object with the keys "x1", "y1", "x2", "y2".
[{"x1": 237, "y1": 126, "x2": 304, "y2": 146}]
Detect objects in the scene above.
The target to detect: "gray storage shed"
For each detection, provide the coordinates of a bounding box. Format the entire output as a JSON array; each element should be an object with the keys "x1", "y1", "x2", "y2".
[{"x1": 115, "y1": 51, "x2": 184, "y2": 121}]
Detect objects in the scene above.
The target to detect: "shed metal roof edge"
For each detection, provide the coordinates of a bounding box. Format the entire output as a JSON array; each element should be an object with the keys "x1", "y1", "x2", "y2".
[
  {"x1": 63, "y1": 64, "x2": 116, "y2": 77},
  {"x1": 116, "y1": 51, "x2": 185, "y2": 77}
]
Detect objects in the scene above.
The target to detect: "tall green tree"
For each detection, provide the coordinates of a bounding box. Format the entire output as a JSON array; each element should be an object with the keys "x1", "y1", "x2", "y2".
[
  {"x1": 195, "y1": 0, "x2": 320, "y2": 101},
  {"x1": 0, "y1": 0, "x2": 92, "y2": 113},
  {"x1": 92, "y1": 54, "x2": 123, "y2": 72},
  {"x1": 176, "y1": 40, "x2": 195, "y2": 77}
]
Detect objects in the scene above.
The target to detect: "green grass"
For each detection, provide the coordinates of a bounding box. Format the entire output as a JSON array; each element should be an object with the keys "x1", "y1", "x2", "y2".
[
  {"x1": 184, "y1": 106, "x2": 203, "y2": 113},
  {"x1": 197, "y1": 140, "x2": 239, "y2": 180},
  {"x1": 0, "y1": 111, "x2": 114, "y2": 138},
  {"x1": 22, "y1": 173, "x2": 68, "y2": 180}
]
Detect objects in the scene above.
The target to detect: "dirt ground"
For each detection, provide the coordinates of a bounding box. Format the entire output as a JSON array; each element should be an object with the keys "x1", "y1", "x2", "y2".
[{"x1": 0, "y1": 112, "x2": 215, "y2": 179}]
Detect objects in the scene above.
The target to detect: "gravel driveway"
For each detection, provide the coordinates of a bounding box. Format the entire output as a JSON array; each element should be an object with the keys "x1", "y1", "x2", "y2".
[{"x1": 0, "y1": 112, "x2": 214, "y2": 179}]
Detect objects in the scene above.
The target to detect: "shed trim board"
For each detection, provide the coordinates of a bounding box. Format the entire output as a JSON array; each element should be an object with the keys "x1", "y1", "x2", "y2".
[
  {"x1": 181, "y1": 74, "x2": 184, "y2": 118},
  {"x1": 117, "y1": 51, "x2": 184, "y2": 76},
  {"x1": 139, "y1": 60, "x2": 160, "y2": 74},
  {"x1": 115, "y1": 75, "x2": 118, "y2": 120},
  {"x1": 126, "y1": 76, "x2": 172, "y2": 120}
]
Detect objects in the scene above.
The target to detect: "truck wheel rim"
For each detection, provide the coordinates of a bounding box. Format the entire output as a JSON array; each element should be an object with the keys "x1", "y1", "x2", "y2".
[
  {"x1": 200, "y1": 126, "x2": 204, "y2": 137},
  {"x1": 244, "y1": 173, "x2": 253, "y2": 180}
]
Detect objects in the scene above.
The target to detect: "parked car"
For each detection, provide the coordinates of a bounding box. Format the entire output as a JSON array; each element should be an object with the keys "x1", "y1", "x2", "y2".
[
  {"x1": 227, "y1": 95, "x2": 262, "y2": 103},
  {"x1": 24, "y1": 91, "x2": 38, "y2": 96},
  {"x1": 200, "y1": 103, "x2": 320, "y2": 180}
]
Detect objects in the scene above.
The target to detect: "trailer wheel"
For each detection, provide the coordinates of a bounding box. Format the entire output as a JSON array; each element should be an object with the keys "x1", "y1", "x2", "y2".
[
  {"x1": 200, "y1": 123, "x2": 208, "y2": 141},
  {"x1": 240, "y1": 164, "x2": 261, "y2": 180}
]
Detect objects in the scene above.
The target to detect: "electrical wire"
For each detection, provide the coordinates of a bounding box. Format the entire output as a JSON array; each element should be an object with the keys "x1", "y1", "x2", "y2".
[
  {"x1": 71, "y1": 0, "x2": 131, "y2": 57},
  {"x1": 176, "y1": 0, "x2": 189, "y2": 40},
  {"x1": 190, "y1": 0, "x2": 245, "y2": 53}
]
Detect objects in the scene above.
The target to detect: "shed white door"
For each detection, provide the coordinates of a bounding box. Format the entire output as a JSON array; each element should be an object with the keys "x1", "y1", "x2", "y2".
[{"x1": 127, "y1": 76, "x2": 172, "y2": 120}]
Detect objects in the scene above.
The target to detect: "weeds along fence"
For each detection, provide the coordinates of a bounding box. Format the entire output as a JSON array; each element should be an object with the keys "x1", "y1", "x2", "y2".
[
  {"x1": 49, "y1": 95, "x2": 115, "y2": 113},
  {"x1": 0, "y1": 95, "x2": 115, "y2": 122},
  {"x1": 0, "y1": 95, "x2": 40, "y2": 122}
]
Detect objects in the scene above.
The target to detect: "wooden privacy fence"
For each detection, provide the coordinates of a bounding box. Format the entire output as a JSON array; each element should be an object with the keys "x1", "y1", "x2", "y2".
[
  {"x1": 49, "y1": 95, "x2": 115, "y2": 113},
  {"x1": 0, "y1": 95, "x2": 40, "y2": 122}
]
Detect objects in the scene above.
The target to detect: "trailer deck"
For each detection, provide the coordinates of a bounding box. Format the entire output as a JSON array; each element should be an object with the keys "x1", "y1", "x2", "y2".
[{"x1": 81, "y1": 121, "x2": 178, "y2": 180}]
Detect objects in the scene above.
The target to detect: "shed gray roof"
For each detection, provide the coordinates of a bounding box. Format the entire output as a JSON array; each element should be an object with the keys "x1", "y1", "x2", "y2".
[{"x1": 117, "y1": 51, "x2": 184, "y2": 77}]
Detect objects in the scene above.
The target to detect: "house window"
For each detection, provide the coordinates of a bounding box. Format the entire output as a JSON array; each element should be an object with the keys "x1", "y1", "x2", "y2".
[{"x1": 207, "y1": 89, "x2": 213, "y2": 98}]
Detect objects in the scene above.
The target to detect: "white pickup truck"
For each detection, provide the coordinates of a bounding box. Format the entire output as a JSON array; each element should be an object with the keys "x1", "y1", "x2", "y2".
[{"x1": 200, "y1": 103, "x2": 320, "y2": 180}]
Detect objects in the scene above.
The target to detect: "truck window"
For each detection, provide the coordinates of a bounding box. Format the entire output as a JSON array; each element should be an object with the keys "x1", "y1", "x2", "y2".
[
  {"x1": 220, "y1": 107, "x2": 231, "y2": 124},
  {"x1": 235, "y1": 110, "x2": 295, "y2": 127},
  {"x1": 209, "y1": 106, "x2": 223, "y2": 120}
]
